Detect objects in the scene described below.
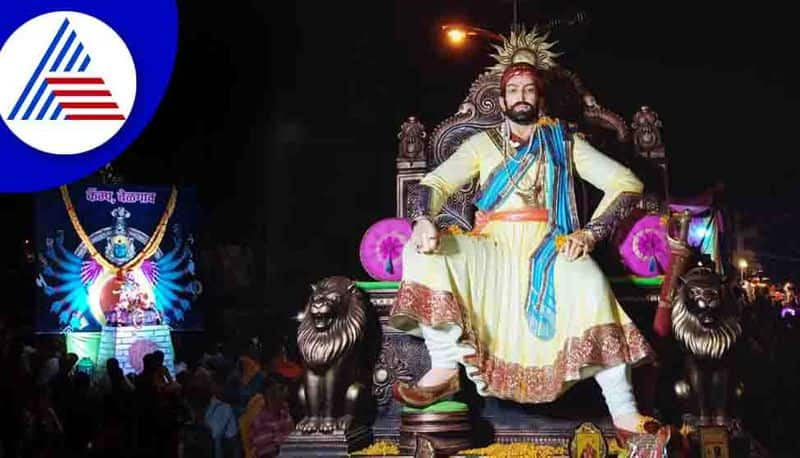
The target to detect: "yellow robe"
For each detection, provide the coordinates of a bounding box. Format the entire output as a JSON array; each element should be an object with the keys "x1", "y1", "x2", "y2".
[{"x1": 389, "y1": 126, "x2": 655, "y2": 403}]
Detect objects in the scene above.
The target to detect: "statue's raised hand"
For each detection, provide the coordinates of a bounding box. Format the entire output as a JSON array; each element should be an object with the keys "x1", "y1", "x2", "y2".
[{"x1": 410, "y1": 217, "x2": 439, "y2": 254}]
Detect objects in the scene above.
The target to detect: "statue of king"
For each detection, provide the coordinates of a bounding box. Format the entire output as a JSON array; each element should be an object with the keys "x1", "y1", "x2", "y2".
[{"x1": 390, "y1": 29, "x2": 660, "y2": 436}]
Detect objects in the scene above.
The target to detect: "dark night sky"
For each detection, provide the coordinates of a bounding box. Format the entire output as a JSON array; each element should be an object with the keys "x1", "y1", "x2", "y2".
[{"x1": 3, "y1": 1, "x2": 800, "y2": 317}]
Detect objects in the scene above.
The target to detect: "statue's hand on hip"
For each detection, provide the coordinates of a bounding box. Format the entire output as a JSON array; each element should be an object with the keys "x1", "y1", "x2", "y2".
[
  {"x1": 411, "y1": 218, "x2": 439, "y2": 254},
  {"x1": 559, "y1": 230, "x2": 596, "y2": 262}
]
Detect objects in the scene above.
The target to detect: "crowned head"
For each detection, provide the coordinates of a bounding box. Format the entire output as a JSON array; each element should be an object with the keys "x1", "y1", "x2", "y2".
[{"x1": 491, "y1": 27, "x2": 559, "y2": 126}]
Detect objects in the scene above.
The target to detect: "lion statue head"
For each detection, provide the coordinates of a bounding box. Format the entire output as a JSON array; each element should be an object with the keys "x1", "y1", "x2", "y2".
[
  {"x1": 297, "y1": 276, "x2": 366, "y2": 372},
  {"x1": 631, "y1": 106, "x2": 664, "y2": 158},
  {"x1": 672, "y1": 267, "x2": 742, "y2": 359}
]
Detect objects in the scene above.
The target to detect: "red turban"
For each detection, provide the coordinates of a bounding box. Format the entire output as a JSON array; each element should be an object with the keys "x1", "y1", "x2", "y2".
[{"x1": 500, "y1": 62, "x2": 544, "y2": 95}]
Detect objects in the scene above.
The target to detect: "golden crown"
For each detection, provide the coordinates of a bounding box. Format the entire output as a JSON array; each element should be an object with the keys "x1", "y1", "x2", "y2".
[{"x1": 488, "y1": 26, "x2": 561, "y2": 73}]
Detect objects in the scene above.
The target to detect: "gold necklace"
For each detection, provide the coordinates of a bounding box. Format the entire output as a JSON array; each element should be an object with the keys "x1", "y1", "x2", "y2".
[{"x1": 500, "y1": 121, "x2": 534, "y2": 164}]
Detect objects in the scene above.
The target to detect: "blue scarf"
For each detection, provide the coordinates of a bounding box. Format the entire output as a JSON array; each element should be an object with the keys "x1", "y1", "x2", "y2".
[{"x1": 474, "y1": 122, "x2": 576, "y2": 340}]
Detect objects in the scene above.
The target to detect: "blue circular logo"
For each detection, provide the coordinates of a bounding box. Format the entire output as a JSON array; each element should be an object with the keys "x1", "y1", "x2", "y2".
[{"x1": 0, "y1": 1, "x2": 177, "y2": 192}]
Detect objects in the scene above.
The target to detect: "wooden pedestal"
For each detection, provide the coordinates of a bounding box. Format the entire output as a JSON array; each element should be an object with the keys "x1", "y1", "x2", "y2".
[
  {"x1": 399, "y1": 411, "x2": 474, "y2": 456},
  {"x1": 278, "y1": 425, "x2": 371, "y2": 457}
]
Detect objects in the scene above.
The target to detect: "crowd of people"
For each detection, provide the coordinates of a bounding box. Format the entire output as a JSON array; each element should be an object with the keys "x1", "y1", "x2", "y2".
[
  {"x1": 0, "y1": 319, "x2": 302, "y2": 458},
  {"x1": 735, "y1": 278, "x2": 800, "y2": 455},
  {"x1": 752, "y1": 281, "x2": 798, "y2": 311},
  {"x1": 740, "y1": 279, "x2": 800, "y2": 336}
]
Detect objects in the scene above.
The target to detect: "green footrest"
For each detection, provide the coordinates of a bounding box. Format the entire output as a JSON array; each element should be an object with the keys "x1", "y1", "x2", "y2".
[
  {"x1": 355, "y1": 281, "x2": 401, "y2": 291},
  {"x1": 402, "y1": 400, "x2": 468, "y2": 414}
]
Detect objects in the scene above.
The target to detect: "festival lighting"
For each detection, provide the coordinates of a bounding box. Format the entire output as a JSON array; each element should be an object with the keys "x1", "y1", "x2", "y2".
[
  {"x1": 738, "y1": 259, "x2": 748, "y2": 282},
  {"x1": 691, "y1": 226, "x2": 708, "y2": 240},
  {"x1": 446, "y1": 27, "x2": 467, "y2": 45},
  {"x1": 441, "y1": 24, "x2": 503, "y2": 47}
]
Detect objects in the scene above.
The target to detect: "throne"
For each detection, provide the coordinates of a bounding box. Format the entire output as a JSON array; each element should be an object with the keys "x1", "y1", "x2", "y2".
[{"x1": 365, "y1": 68, "x2": 671, "y2": 446}]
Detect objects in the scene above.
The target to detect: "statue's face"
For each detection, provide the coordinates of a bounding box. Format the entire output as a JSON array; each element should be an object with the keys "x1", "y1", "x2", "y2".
[
  {"x1": 308, "y1": 290, "x2": 341, "y2": 331},
  {"x1": 685, "y1": 282, "x2": 723, "y2": 327},
  {"x1": 500, "y1": 73, "x2": 539, "y2": 124}
]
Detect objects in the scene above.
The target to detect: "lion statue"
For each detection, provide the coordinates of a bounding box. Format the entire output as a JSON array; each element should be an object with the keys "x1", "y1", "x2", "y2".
[
  {"x1": 296, "y1": 276, "x2": 369, "y2": 434},
  {"x1": 672, "y1": 266, "x2": 743, "y2": 425}
]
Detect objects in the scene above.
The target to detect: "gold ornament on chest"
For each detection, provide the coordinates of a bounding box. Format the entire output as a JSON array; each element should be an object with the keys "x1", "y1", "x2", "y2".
[
  {"x1": 500, "y1": 123, "x2": 547, "y2": 208},
  {"x1": 514, "y1": 175, "x2": 544, "y2": 207}
]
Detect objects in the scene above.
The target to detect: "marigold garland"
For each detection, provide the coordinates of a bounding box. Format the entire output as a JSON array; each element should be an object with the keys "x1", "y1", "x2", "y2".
[
  {"x1": 350, "y1": 440, "x2": 400, "y2": 456},
  {"x1": 447, "y1": 225, "x2": 465, "y2": 235},
  {"x1": 458, "y1": 442, "x2": 568, "y2": 457}
]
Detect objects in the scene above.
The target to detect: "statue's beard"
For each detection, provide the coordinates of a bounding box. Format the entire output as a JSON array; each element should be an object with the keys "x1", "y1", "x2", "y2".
[{"x1": 504, "y1": 102, "x2": 538, "y2": 124}]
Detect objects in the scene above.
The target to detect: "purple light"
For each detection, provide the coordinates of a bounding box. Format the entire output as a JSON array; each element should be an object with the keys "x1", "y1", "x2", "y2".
[
  {"x1": 687, "y1": 217, "x2": 711, "y2": 247},
  {"x1": 781, "y1": 308, "x2": 797, "y2": 318}
]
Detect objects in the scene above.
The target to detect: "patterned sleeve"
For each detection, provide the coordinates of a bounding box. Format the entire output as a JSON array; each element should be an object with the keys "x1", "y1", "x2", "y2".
[
  {"x1": 572, "y1": 134, "x2": 643, "y2": 242},
  {"x1": 407, "y1": 135, "x2": 480, "y2": 221}
]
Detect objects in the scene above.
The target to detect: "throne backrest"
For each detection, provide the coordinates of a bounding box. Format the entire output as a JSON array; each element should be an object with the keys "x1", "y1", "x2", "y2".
[{"x1": 425, "y1": 71, "x2": 504, "y2": 231}]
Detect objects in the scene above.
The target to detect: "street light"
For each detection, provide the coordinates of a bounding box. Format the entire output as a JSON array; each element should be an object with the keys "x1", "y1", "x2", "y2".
[
  {"x1": 445, "y1": 27, "x2": 467, "y2": 45},
  {"x1": 441, "y1": 24, "x2": 504, "y2": 47},
  {"x1": 738, "y1": 259, "x2": 748, "y2": 282}
]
